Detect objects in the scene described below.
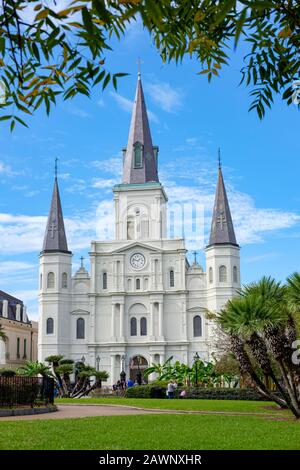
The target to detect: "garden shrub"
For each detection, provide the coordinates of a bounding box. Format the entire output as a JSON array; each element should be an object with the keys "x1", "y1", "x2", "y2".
[{"x1": 125, "y1": 385, "x2": 273, "y2": 401}]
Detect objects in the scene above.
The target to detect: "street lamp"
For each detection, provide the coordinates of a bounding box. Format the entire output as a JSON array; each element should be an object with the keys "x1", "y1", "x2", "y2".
[
  {"x1": 120, "y1": 355, "x2": 126, "y2": 384},
  {"x1": 96, "y1": 355, "x2": 100, "y2": 371},
  {"x1": 193, "y1": 352, "x2": 200, "y2": 387}
]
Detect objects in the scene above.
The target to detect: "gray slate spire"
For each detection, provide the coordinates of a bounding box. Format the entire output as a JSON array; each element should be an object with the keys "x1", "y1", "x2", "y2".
[
  {"x1": 208, "y1": 165, "x2": 238, "y2": 247},
  {"x1": 42, "y1": 177, "x2": 70, "y2": 253},
  {"x1": 122, "y1": 73, "x2": 159, "y2": 184}
]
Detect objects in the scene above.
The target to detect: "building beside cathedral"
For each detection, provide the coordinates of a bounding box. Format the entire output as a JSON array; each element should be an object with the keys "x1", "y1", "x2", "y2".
[
  {"x1": 38, "y1": 73, "x2": 240, "y2": 384},
  {"x1": 0, "y1": 290, "x2": 38, "y2": 369}
]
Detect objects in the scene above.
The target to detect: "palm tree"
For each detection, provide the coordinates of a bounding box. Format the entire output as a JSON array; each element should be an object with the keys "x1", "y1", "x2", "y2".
[
  {"x1": 217, "y1": 277, "x2": 300, "y2": 417},
  {"x1": 144, "y1": 356, "x2": 173, "y2": 381},
  {"x1": 17, "y1": 361, "x2": 53, "y2": 378}
]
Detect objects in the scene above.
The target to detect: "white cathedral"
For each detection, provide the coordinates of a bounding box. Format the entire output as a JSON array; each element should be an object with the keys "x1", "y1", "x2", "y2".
[{"x1": 38, "y1": 73, "x2": 240, "y2": 385}]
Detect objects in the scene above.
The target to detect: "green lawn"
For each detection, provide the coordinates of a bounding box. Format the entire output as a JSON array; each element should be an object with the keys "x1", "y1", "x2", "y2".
[
  {"x1": 0, "y1": 414, "x2": 299, "y2": 450},
  {"x1": 57, "y1": 397, "x2": 290, "y2": 415}
]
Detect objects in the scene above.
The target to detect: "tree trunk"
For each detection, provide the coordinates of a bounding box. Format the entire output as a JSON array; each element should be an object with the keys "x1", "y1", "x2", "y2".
[{"x1": 230, "y1": 335, "x2": 287, "y2": 408}]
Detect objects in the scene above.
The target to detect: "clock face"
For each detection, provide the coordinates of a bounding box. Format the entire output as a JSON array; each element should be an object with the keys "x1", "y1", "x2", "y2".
[{"x1": 130, "y1": 253, "x2": 145, "y2": 270}]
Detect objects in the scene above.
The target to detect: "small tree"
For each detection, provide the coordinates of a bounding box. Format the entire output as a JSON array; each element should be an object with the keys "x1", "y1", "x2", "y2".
[{"x1": 17, "y1": 361, "x2": 53, "y2": 378}]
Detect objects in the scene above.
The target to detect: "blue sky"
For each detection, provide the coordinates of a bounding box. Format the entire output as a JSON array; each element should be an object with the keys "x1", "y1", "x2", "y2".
[{"x1": 0, "y1": 18, "x2": 300, "y2": 320}]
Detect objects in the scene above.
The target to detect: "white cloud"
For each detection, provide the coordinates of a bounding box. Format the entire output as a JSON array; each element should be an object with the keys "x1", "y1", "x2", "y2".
[
  {"x1": 110, "y1": 91, "x2": 159, "y2": 123},
  {"x1": 0, "y1": 161, "x2": 16, "y2": 176},
  {"x1": 92, "y1": 178, "x2": 118, "y2": 189},
  {"x1": 145, "y1": 81, "x2": 183, "y2": 113},
  {"x1": 97, "y1": 98, "x2": 105, "y2": 108},
  {"x1": 91, "y1": 157, "x2": 122, "y2": 176},
  {"x1": 65, "y1": 105, "x2": 91, "y2": 119},
  {"x1": 0, "y1": 261, "x2": 35, "y2": 275}
]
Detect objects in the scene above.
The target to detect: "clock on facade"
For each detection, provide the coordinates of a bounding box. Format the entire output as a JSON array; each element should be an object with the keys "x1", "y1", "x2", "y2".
[{"x1": 130, "y1": 253, "x2": 146, "y2": 270}]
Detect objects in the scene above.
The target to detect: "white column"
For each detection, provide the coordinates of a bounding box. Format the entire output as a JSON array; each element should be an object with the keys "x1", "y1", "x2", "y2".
[
  {"x1": 2, "y1": 300, "x2": 8, "y2": 318},
  {"x1": 111, "y1": 304, "x2": 115, "y2": 339},
  {"x1": 149, "y1": 303, "x2": 154, "y2": 339},
  {"x1": 110, "y1": 354, "x2": 115, "y2": 385},
  {"x1": 149, "y1": 354, "x2": 156, "y2": 382},
  {"x1": 158, "y1": 302, "x2": 163, "y2": 338},
  {"x1": 120, "y1": 303, "x2": 124, "y2": 339}
]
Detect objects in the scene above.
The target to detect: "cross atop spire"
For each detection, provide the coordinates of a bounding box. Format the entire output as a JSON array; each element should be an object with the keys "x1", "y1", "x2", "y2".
[
  {"x1": 207, "y1": 161, "x2": 238, "y2": 247},
  {"x1": 137, "y1": 57, "x2": 143, "y2": 79},
  {"x1": 55, "y1": 157, "x2": 58, "y2": 179},
  {"x1": 218, "y1": 148, "x2": 221, "y2": 170},
  {"x1": 41, "y1": 174, "x2": 70, "y2": 254},
  {"x1": 122, "y1": 74, "x2": 159, "y2": 184}
]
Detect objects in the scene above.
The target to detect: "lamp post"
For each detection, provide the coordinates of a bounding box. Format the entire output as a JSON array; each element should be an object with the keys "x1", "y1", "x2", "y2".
[
  {"x1": 136, "y1": 356, "x2": 142, "y2": 385},
  {"x1": 120, "y1": 355, "x2": 126, "y2": 384},
  {"x1": 193, "y1": 352, "x2": 200, "y2": 387},
  {"x1": 96, "y1": 355, "x2": 100, "y2": 371}
]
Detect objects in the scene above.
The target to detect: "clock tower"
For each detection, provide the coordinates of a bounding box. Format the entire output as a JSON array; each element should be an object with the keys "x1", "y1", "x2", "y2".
[{"x1": 113, "y1": 72, "x2": 168, "y2": 242}]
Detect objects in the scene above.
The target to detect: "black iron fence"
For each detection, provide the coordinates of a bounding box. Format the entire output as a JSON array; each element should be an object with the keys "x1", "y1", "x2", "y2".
[{"x1": 0, "y1": 376, "x2": 54, "y2": 407}]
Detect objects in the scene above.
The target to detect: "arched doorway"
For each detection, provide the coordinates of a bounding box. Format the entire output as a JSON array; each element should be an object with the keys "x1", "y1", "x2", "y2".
[{"x1": 130, "y1": 356, "x2": 148, "y2": 384}]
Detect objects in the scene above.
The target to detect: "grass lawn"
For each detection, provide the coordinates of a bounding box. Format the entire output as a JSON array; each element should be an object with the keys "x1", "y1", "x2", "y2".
[
  {"x1": 0, "y1": 413, "x2": 299, "y2": 450},
  {"x1": 57, "y1": 397, "x2": 290, "y2": 415}
]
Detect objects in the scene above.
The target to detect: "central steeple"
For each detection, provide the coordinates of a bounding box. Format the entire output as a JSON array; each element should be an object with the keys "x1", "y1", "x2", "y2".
[{"x1": 122, "y1": 73, "x2": 159, "y2": 184}]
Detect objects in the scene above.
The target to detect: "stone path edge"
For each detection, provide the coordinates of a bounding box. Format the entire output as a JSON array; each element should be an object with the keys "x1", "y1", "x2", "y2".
[{"x1": 0, "y1": 405, "x2": 57, "y2": 418}]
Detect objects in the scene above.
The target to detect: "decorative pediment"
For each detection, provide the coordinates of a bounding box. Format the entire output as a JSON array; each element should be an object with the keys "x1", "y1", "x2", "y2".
[
  {"x1": 112, "y1": 241, "x2": 162, "y2": 255},
  {"x1": 187, "y1": 306, "x2": 207, "y2": 313},
  {"x1": 70, "y1": 309, "x2": 90, "y2": 316}
]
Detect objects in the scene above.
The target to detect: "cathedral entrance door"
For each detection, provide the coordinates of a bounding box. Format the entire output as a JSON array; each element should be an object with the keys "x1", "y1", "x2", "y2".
[{"x1": 130, "y1": 356, "x2": 148, "y2": 384}]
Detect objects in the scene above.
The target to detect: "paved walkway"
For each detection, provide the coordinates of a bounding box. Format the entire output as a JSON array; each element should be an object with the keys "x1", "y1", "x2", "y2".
[
  {"x1": 0, "y1": 405, "x2": 168, "y2": 421},
  {"x1": 0, "y1": 404, "x2": 291, "y2": 421}
]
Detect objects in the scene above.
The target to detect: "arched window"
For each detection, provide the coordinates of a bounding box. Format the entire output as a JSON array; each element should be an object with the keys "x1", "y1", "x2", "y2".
[
  {"x1": 17, "y1": 337, "x2": 20, "y2": 358},
  {"x1": 23, "y1": 338, "x2": 27, "y2": 359},
  {"x1": 170, "y1": 269, "x2": 175, "y2": 287},
  {"x1": 219, "y1": 265, "x2": 227, "y2": 283},
  {"x1": 136, "y1": 278, "x2": 141, "y2": 290},
  {"x1": 193, "y1": 315, "x2": 202, "y2": 337},
  {"x1": 47, "y1": 272, "x2": 55, "y2": 289},
  {"x1": 233, "y1": 266, "x2": 238, "y2": 283},
  {"x1": 40, "y1": 274, "x2": 42, "y2": 290},
  {"x1": 130, "y1": 317, "x2": 137, "y2": 336},
  {"x1": 133, "y1": 141, "x2": 143, "y2": 168},
  {"x1": 103, "y1": 272, "x2": 107, "y2": 289},
  {"x1": 62, "y1": 272, "x2": 68, "y2": 289},
  {"x1": 140, "y1": 317, "x2": 147, "y2": 336},
  {"x1": 46, "y1": 317, "x2": 54, "y2": 335},
  {"x1": 76, "y1": 318, "x2": 85, "y2": 339},
  {"x1": 209, "y1": 267, "x2": 213, "y2": 284}
]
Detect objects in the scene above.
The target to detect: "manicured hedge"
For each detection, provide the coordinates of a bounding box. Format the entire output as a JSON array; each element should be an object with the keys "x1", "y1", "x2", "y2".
[{"x1": 125, "y1": 385, "x2": 270, "y2": 401}]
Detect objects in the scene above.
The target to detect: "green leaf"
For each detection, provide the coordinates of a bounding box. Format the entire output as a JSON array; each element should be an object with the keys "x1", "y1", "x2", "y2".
[
  {"x1": 102, "y1": 73, "x2": 110, "y2": 90},
  {"x1": 92, "y1": 0, "x2": 111, "y2": 23},
  {"x1": 214, "y1": 0, "x2": 236, "y2": 26},
  {"x1": 234, "y1": 8, "x2": 247, "y2": 49},
  {"x1": 82, "y1": 7, "x2": 94, "y2": 35},
  {"x1": 0, "y1": 37, "x2": 5, "y2": 56}
]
